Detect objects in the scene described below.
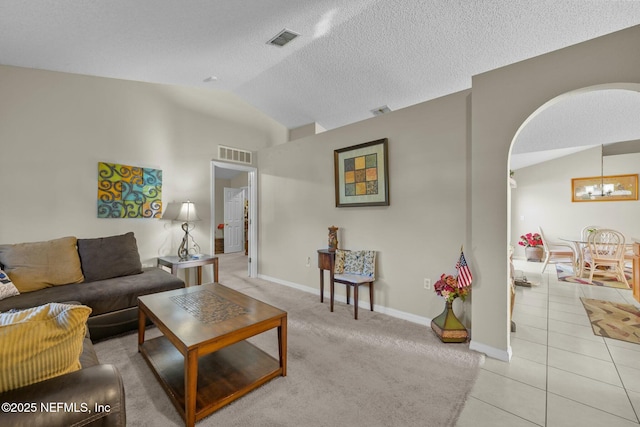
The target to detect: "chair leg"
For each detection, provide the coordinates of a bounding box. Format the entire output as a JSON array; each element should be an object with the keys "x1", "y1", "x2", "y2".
[
  {"x1": 618, "y1": 262, "x2": 630, "y2": 287},
  {"x1": 345, "y1": 285, "x2": 350, "y2": 305},
  {"x1": 541, "y1": 252, "x2": 550, "y2": 273},
  {"x1": 369, "y1": 282, "x2": 374, "y2": 311},
  {"x1": 330, "y1": 278, "x2": 335, "y2": 312},
  {"x1": 353, "y1": 284, "x2": 359, "y2": 320}
]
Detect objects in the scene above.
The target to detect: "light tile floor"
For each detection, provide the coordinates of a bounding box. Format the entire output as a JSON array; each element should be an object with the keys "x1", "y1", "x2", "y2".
[{"x1": 457, "y1": 259, "x2": 640, "y2": 427}]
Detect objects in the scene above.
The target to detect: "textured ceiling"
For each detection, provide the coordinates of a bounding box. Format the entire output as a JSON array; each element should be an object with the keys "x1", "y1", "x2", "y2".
[
  {"x1": 511, "y1": 90, "x2": 640, "y2": 169},
  {"x1": 2, "y1": 1, "x2": 640, "y2": 167}
]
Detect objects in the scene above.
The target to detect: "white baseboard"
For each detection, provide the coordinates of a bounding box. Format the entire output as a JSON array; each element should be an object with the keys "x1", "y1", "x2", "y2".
[
  {"x1": 259, "y1": 274, "x2": 509, "y2": 361},
  {"x1": 258, "y1": 274, "x2": 432, "y2": 326},
  {"x1": 469, "y1": 339, "x2": 512, "y2": 362}
]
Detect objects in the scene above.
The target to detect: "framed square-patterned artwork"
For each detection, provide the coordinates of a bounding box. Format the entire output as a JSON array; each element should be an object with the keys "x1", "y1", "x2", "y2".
[{"x1": 334, "y1": 138, "x2": 389, "y2": 207}]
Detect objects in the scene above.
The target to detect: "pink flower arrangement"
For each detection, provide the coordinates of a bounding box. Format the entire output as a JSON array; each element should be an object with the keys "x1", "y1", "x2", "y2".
[
  {"x1": 434, "y1": 274, "x2": 471, "y2": 303},
  {"x1": 518, "y1": 232, "x2": 542, "y2": 248}
]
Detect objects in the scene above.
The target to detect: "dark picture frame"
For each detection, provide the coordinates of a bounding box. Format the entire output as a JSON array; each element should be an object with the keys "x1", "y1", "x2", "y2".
[{"x1": 334, "y1": 138, "x2": 389, "y2": 207}]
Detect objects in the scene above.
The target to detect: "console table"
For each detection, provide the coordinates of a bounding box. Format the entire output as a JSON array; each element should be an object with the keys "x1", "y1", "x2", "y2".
[
  {"x1": 157, "y1": 255, "x2": 219, "y2": 286},
  {"x1": 317, "y1": 249, "x2": 336, "y2": 311}
]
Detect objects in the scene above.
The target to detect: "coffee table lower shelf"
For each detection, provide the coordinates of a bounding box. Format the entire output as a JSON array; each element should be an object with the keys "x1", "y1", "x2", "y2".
[{"x1": 139, "y1": 335, "x2": 282, "y2": 423}]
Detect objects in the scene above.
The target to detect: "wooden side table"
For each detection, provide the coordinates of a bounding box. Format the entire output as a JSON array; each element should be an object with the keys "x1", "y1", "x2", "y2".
[
  {"x1": 317, "y1": 249, "x2": 335, "y2": 311},
  {"x1": 157, "y1": 255, "x2": 219, "y2": 285}
]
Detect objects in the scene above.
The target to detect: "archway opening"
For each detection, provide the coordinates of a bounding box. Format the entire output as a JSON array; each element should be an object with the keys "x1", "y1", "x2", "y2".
[{"x1": 506, "y1": 83, "x2": 640, "y2": 355}]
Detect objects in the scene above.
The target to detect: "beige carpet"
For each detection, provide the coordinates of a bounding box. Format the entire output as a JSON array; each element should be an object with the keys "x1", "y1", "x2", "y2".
[
  {"x1": 94, "y1": 253, "x2": 482, "y2": 426},
  {"x1": 581, "y1": 298, "x2": 640, "y2": 344}
]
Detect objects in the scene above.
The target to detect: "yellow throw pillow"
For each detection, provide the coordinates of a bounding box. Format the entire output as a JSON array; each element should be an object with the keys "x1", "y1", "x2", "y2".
[
  {"x1": 0, "y1": 303, "x2": 92, "y2": 393},
  {"x1": 0, "y1": 236, "x2": 84, "y2": 293}
]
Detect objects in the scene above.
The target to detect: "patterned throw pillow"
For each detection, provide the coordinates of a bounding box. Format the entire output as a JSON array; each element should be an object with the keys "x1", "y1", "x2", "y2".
[
  {"x1": 0, "y1": 303, "x2": 91, "y2": 392},
  {"x1": 0, "y1": 269, "x2": 19, "y2": 301},
  {"x1": 344, "y1": 250, "x2": 365, "y2": 275},
  {"x1": 362, "y1": 251, "x2": 376, "y2": 278}
]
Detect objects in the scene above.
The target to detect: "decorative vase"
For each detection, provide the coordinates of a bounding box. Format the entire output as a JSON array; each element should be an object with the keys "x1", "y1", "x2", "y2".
[
  {"x1": 525, "y1": 246, "x2": 544, "y2": 262},
  {"x1": 328, "y1": 226, "x2": 339, "y2": 252},
  {"x1": 431, "y1": 299, "x2": 468, "y2": 343}
]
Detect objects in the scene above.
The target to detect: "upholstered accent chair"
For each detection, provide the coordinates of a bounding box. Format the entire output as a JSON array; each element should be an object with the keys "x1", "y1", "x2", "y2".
[{"x1": 333, "y1": 249, "x2": 376, "y2": 319}]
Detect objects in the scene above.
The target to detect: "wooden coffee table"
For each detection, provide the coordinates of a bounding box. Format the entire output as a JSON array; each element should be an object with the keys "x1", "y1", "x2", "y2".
[{"x1": 138, "y1": 283, "x2": 287, "y2": 427}]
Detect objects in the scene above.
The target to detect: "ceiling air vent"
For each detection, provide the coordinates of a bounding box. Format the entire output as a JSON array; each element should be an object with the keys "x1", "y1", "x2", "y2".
[
  {"x1": 267, "y1": 29, "x2": 300, "y2": 47},
  {"x1": 371, "y1": 105, "x2": 392, "y2": 116},
  {"x1": 218, "y1": 145, "x2": 252, "y2": 165}
]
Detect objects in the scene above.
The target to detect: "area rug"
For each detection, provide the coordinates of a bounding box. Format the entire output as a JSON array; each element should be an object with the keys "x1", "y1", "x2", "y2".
[
  {"x1": 555, "y1": 263, "x2": 632, "y2": 289},
  {"x1": 580, "y1": 298, "x2": 640, "y2": 344},
  {"x1": 94, "y1": 253, "x2": 482, "y2": 427}
]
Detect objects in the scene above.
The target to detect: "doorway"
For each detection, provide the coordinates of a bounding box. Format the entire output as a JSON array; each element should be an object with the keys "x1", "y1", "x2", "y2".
[
  {"x1": 211, "y1": 161, "x2": 257, "y2": 277},
  {"x1": 506, "y1": 85, "x2": 640, "y2": 359},
  {"x1": 223, "y1": 187, "x2": 246, "y2": 253}
]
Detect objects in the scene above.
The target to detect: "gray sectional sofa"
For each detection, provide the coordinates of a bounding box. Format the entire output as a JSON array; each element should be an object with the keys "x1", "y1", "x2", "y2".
[
  {"x1": 0, "y1": 232, "x2": 185, "y2": 340},
  {"x1": 0, "y1": 232, "x2": 185, "y2": 426}
]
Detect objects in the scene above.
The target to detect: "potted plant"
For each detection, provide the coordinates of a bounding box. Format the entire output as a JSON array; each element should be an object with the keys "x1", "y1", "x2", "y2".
[
  {"x1": 431, "y1": 251, "x2": 473, "y2": 343},
  {"x1": 518, "y1": 232, "x2": 544, "y2": 262},
  {"x1": 433, "y1": 274, "x2": 471, "y2": 303}
]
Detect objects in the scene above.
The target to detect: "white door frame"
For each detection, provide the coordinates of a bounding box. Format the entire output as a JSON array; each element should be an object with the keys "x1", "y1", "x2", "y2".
[{"x1": 211, "y1": 161, "x2": 258, "y2": 277}]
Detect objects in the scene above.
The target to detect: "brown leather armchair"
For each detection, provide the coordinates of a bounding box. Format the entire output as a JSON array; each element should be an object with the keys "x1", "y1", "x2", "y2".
[{"x1": 0, "y1": 332, "x2": 126, "y2": 426}]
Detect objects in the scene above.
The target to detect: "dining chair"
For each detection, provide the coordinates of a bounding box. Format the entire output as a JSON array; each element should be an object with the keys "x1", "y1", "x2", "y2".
[
  {"x1": 585, "y1": 228, "x2": 629, "y2": 287},
  {"x1": 581, "y1": 225, "x2": 601, "y2": 241},
  {"x1": 333, "y1": 249, "x2": 376, "y2": 320},
  {"x1": 538, "y1": 226, "x2": 575, "y2": 274},
  {"x1": 578, "y1": 225, "x2": 602, "y2": 275}
]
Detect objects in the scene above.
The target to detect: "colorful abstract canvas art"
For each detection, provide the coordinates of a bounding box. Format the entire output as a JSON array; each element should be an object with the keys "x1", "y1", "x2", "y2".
[{"x1": 97, "y1": 162, "x2": 162, "y2": 218}]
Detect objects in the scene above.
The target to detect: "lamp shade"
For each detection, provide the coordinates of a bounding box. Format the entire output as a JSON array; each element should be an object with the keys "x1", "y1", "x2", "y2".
[
  {"x1": 175, "y1": 201, "x2": 200, "y2": 222},
  {"x1": 160, "y1": 202, "x2": 182, "y2": 220}
]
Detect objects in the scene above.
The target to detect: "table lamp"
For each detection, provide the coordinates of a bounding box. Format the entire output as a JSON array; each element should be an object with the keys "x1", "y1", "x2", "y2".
[{"x1": 175, "y1": 201, "x2": 201, "y2": 259}]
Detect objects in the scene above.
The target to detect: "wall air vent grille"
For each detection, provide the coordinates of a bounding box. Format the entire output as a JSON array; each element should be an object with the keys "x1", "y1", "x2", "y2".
[
  {"x1": 267, "y1": 29, "x2": 300, "y2": 47},
  {"x1": 218, "y1": 145, "x2": 252, "y2": 165}
]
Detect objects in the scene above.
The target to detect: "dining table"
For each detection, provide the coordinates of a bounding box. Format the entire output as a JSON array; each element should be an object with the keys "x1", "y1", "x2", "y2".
[
  {"x1": 559, "y1": 237, "x2": 640, "y2": 302},
  {"x1": 558, "y1": 237, "x2": 589, "y2": 278}
]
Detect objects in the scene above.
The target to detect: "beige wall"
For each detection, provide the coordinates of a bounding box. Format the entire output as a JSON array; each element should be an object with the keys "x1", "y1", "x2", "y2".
[
  {"x1": 0, "y1": 65, "x2": 287, "y2": 283},
  {"x1": 471, "y1": 25, "x2": 640, "y2": 358},
  {"x1": 258, "y1": 90, "x2": 471, "y2": 323},
  {"x1": 2, "y1": 24, "x2": 640, "y2": 360},
  {"x1": 512, "y1": 147, "x2": 640, "y2": 256},
  {"x1": 258, "y1": 24, "x2": 640, "y2": 360}
]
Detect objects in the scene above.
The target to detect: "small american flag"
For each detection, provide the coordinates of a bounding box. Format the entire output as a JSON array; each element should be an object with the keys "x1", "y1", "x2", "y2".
[{"x1": 455, "y1": 250, "x2": 472, "y2": 288}]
